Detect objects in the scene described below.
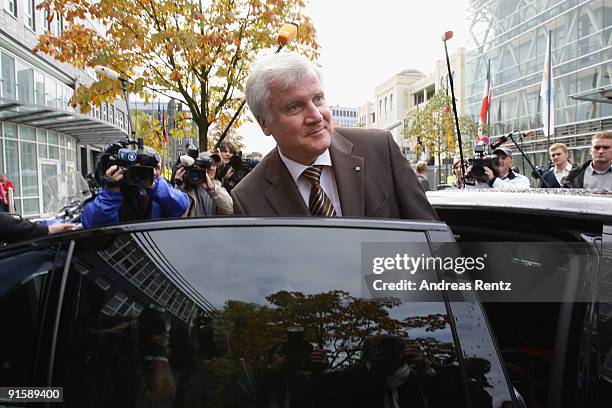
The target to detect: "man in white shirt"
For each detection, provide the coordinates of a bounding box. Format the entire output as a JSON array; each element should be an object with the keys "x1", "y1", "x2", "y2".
[
  {"x1": 540, "y1": 143, "x2": 576, "y2": 188},
  {"x1": 471, "y1": 146, "x2": 531, "y2": 190}
]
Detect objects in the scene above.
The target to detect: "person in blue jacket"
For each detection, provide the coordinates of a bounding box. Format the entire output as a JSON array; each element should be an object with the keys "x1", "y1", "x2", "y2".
[{"x1": 82, "y1": 147, "x2": 189, "y2": 228}]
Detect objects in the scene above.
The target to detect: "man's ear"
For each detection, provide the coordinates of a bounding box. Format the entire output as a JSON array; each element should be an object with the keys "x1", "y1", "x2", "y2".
[{"x1": 257, "y1": 116, "x2": 272, "y2": 136}]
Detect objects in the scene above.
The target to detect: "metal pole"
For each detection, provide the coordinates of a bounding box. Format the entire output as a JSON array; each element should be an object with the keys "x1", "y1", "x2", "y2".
[
  {"x1": 443, "y1": 39, "x2": 466, "y2": 188},
  {"x1": 547, "y1": 30, "x2": 552, "y2": 151}
]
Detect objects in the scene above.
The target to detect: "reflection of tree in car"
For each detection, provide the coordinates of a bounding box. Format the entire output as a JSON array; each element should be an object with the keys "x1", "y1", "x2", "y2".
[{"x1": 221, "y1": 290, "x2": 408, "y2": 371}]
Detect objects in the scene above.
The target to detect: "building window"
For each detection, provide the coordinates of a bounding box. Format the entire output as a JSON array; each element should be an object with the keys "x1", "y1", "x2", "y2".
[
  {"x1": 379, "y1": 100, "x2": 382, "y2": 115},
  {"x1": 1, "y1": 52, "x2": 16, "y2": 100},
  {"x1": 390, "y1": 94, "x2": 393, "y2": 111},
  {"x1": 5, "y1": 0, "x2": 17, "y2": 17},
  {"x1": 34, "y1": 71, "x2": 44, "y2": 106},
  {"x1": 16, "y1": 61, "x2": 34, "y2": 105},
  {"x1": 384, "y1": 97, "x2": 387, "y2": 114},
  {"x1": 26, "y1": 0, "x2": 35, "y2": 29}
]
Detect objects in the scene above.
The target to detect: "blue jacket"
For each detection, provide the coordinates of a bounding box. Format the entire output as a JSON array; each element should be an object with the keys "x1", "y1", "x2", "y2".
[{"x1": 82, "y1": 177, "x2": 189, "y2": 228}]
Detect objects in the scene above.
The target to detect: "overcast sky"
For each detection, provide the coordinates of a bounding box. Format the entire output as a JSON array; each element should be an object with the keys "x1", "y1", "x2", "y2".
[{"x1": 240, "y1": 0, "x2": 473, "y2": 154}]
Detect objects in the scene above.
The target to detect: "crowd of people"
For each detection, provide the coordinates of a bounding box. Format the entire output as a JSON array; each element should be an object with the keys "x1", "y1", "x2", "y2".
[{"x1": 1, "y1": 52, "x2": 611, "y2": 244}]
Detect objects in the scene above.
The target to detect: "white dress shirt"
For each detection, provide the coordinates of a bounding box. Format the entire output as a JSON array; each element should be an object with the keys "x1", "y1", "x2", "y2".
[
  {"x1": 278, "y1": 149, "x2": 343, "y2": 215},
  {"x1": 553, "y1": 162, "x2": 573, "y2": 184}
]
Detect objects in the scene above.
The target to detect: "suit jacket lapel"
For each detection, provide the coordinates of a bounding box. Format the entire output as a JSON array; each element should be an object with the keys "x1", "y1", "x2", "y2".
[
  {"x1": 330, "y1": 132, "x2": 364, "y2": 217},
  {"x1": 263, "y1": 149, "x2": 310, "y2": 215}
]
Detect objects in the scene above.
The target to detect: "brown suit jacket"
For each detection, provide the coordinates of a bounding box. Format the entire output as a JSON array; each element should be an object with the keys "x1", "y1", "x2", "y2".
[{"x1": 230, "y1": 128, "x2": 438, "y2": 220}]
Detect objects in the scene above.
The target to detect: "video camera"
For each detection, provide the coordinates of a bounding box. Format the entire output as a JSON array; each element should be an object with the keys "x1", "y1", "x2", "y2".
[
  {"x1": 223, "y1": 152, "x2": 260, "y2": 191},
  {"x1": 172, "y1": 144, "x2": 219, "y2": 188},
  {"x1": 95, "y1": 139, "x2": 158, "y2": 189},
  {"x1": 466, "y1": 141, "x2": 499, "y2": 183},
  {"x1": 279, "y1": 326, "x2": 314, "y2": 373}
]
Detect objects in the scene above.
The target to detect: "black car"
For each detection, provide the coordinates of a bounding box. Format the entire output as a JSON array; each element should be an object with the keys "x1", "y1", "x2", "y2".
[{"x1": 0, "y1": 190, "x2": 610, "y2": 407}]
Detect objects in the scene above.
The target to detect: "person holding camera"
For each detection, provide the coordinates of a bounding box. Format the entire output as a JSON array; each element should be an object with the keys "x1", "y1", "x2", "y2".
[
  {"x1": 467, "y1": 147, "x2": 530, "y2": 190},
  {"x1": 174, "y1": 151, "x2": 233, "y2": 217},
  {"x1": 82, "y1": 146, "x2": 189, "y2": 228}
]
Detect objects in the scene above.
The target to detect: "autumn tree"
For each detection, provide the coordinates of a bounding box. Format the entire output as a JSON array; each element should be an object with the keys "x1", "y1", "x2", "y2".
[
  {"x1": 36, "y1": 0, "x2": 319, "y2": 151},
  {"x1": 403, "y1": 90, "x2": 477, "y2": 168}
]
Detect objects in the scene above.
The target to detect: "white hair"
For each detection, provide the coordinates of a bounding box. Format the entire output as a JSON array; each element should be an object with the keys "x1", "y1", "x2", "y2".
[{"x1": 245, "y1": 53, "x2": 323, "y2": 123}]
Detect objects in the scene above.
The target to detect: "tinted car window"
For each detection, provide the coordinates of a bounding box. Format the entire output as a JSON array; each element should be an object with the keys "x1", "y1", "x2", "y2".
[
  {"x1": 50, "y1": 224, "x2": 514, "y2": 407},
  {"x1": 0, "y1": 246, "x2": 60, "y2": 386}
]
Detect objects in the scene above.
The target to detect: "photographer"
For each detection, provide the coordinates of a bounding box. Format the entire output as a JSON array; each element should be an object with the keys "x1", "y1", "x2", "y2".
[
  {"x1": 254, "y1": 327, "x2": 329, "y2": 408},
  {"x1": 174, "y1": 151, "x2": 233, "y2": 217},
  {"x1": 82, "y1": 146, "x2": 189, "y2": 228},
  {"x1": 467, "y1": 147, "x2": 530, "y2": 190}
]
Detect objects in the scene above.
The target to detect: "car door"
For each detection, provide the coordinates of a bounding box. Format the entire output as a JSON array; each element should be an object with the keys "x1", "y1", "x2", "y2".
[
  {"x1": 3, "y1": 218, "x2": 518, "y2": 407},
  {"x1": 0, "y1": 239, "x2": 73, "y2": 389}
]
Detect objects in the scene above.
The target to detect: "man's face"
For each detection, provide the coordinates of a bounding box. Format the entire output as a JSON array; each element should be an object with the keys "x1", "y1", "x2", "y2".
[
  {"x1": 550, "y1": 148, "x2": 568, "y2": 169},
  {"x1": 220, "y1": 148, "x2": 233, "y2": 164},
  {"x1": 259, "y1": 75, "x2": 333, "y2": 165},
  {"x1": 494, "y1": 153, "x2": 513, "y2": 176},
  {"x1": 591, "y1": 137, "x2": 611, "y2": 167}
]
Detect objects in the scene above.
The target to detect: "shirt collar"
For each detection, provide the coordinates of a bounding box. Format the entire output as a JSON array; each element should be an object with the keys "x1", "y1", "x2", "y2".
[
  {"x1": 502, "y1": 170, "x2": 516, "y2": 180},
  {"x1": 588, "y1": 162, "x2": 612, "y2": 175},
  {"x1": 278, "y1": 148, "x2": 333, "y2": 184},
  {"x1": 555, "y1": 162, "x2": 573, "y2": 173}
]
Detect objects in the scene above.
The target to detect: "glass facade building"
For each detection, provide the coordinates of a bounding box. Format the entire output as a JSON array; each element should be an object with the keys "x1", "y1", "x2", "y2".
[{"x1": 465, "y1": 0, "x2": 612, "y2": 169}]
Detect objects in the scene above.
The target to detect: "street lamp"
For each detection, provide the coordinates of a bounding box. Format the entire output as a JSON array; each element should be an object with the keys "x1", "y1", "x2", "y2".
[
  {"x1": 214, "y1": 22, "x2": 299, "y2": 150},
  {"x1": 441, "y1": 30, "x2": 466, "y2": 188}
]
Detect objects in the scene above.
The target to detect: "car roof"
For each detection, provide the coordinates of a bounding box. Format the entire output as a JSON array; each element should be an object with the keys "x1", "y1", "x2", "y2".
[{"x1": 427, "y1": 188, "x2": 612, "y2": 218}]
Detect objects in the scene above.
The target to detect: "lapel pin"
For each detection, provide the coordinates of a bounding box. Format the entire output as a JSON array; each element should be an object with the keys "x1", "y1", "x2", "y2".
[{"x1": 355, "y1": 166, "x2": 361, "y2": 172}]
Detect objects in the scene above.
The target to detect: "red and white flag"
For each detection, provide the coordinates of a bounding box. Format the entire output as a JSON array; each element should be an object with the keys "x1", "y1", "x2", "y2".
[{"x1": 478, "y1": 60, "x2": 491, "y2": 141}]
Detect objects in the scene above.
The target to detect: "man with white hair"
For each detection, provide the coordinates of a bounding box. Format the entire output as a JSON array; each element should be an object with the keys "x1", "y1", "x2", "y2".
[{"x1": 231, "y1": 53, "x2": 437, "y2": 220}]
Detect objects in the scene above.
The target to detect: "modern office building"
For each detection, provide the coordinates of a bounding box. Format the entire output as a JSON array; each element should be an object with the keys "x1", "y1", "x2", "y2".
[
  {"x1": 465, "y1": 0, "x2": 611, "y2": 170},
  {"x1": 0, "y1": 2, "x2": 127, "y2": 217}
]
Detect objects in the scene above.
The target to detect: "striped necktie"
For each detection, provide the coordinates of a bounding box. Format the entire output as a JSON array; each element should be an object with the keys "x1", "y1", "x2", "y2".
[{"x1": 302, "y1": 166, "x2": 337, "y2": 217}]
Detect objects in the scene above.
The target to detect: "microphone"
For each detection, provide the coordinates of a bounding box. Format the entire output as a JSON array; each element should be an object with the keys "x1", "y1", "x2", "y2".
[
  {"x1": 94, "y1": 65, "x2": 123, "y2": 82},
  {"x1": 489, "y1": 134, "x2": 510, "y2": 150},
  {"x1": 520, "y1": 130, "x2": 535, "y2": 138}
]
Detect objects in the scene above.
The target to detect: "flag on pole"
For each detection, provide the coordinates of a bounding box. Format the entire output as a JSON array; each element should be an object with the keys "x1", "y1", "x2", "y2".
[
  {"x1": 477, "y1": 59, "x2": 491, "y2": 141},
  {"x1": 540, "y1": 32, "x2": 554, "y2": 140}
]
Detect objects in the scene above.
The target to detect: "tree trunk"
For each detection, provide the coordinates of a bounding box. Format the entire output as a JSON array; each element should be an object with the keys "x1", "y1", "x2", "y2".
[{"x1": 198, "y1": 122, "x2": 208, "y2": 152}]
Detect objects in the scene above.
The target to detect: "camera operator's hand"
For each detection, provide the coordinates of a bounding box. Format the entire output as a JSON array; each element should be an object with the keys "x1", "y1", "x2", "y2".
[
  {"x1": 482, "y1": 166, "x2": 495, "y2": 182},
  {"x1": 105, "y1": 165, "x2": 124, "y2": 192},
  {"x1": 204, "y1": 173, "x2": 215, "y2": 191},
  {"x1": 174, "y1": 167, "x2": 185, "y2": 186},
  {"x1": 401, "y1": 345, "x2": 425, "y2": 367},
  {"x1": 144, "y1": 165, "x2": 161, "y2": 190},
  {"x1": 310, "y1": 349, "x2": 329, "y2": 372}
]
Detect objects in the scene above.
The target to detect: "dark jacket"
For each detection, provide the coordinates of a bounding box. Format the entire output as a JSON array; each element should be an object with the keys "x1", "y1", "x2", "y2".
[
  {"x1": 561, "y1": 161, "x2": 591, "y2": 188},
  {"x1": 0, "y1": 213, "x2": 48, "y2": 243},
  {"x1": 540, "y1": 164, "x2": 579, "y2": 188}
]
